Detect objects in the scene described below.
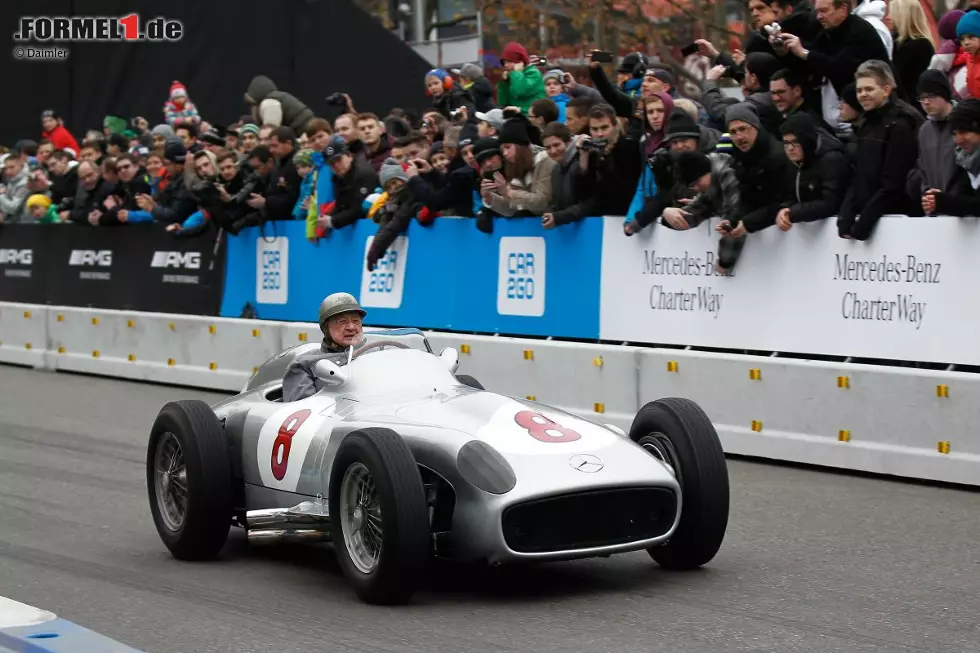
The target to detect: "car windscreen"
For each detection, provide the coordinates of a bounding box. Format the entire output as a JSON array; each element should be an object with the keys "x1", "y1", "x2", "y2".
[{"x1": 343, "y1": 348, "x2": 458, "y2": 396}]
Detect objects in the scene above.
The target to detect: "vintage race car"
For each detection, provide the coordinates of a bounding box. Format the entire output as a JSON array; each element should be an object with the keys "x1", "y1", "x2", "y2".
[{"x1": 146, "y1": 328, "x2": 730, "y2": 605}]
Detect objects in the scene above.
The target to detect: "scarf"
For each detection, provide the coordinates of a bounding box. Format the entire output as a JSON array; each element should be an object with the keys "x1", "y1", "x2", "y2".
[{"x1": 954, "y1": 146, "x2": 980, "y2": 176}]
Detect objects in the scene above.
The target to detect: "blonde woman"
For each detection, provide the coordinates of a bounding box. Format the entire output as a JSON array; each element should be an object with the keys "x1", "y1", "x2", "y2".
[{"x1": 888, "y1": 0, "x2": 937, "y2": 107}]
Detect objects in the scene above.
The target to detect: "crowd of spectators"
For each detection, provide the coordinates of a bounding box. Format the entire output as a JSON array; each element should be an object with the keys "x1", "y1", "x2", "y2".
[{"x1": 4, "y1": 0, "x2": 980, "y2": 275}]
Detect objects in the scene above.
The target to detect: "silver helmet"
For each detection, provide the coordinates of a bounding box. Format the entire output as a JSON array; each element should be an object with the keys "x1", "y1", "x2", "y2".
[{"x1": 318, "y1": 292, "x2": 366, "y2": 329}]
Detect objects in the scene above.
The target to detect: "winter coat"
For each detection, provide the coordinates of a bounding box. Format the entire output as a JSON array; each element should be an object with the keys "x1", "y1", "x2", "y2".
[
  {"x1": 551, "y1": 93, "x2": 572, "y2": 123},
  {"x1": 702, "y1": 83, "x2": 784, "y2": 137},
  {"x1": 163, "y1": 100, "x2": 201, "y2": 127},
  {"x1": 329, "y1": 157, "x2": 380, "y2": 228},
  {"x1": 839, "y1": 98, "x2": 923, "y2": 239},
  {"x1": 432, "y1": 87, "x2": 476, "y2": 121},
  {"x1": 496, "y1": 66, "x2": 547, "y2": 114},
  {"x1": 293, "y1": 172, "x2": 316, "y2": 220},
  {"x1": 245, "y1": 75, "x2": 315, "y2": 136},
  {"x1": 933, "y1": 167, "x2": 980, "y2": 217},
  {"x1": 150, "y1": 172, "x2": 197, "y2": 225},
  {"x1": 0, "y1": 167, "x2": 30, "y2": 223},
  {"x1": 556, "y1": 131, "x2": 644, "y2": 222},
  {"x1": 305, "y1": 152, "x2": 336, "y2": 239},
  {"x1": 780, "y1": 114, "x2": 848, "y2": 223},
  {"x1": 364, "y1": 135, "x2": 393, "y2": 173},
  {"x1": 367, "y1": 185, "x2": 427, "y2": 270},
  {"x1": 894, "y1": 38, "x2": 936, "y2": 107},
  {"x1": 41, "y1": 125, "x2": 80, "y2": 155},
  {"x1": 906, "y1": 112, "x2": 959, "y2": 198},
  {"x1": 966, "y1": 51, "x2": 980, "y2": 100},
  {"x1": 465, "y1": 77, "x2": 496, "y2": 113},
  {"x1": 68, "y1": 178, "x2": 105, "y2": 225},
  {"x1": 264, "y1": 150, "x2": 302, "y2": 221},
  {"x1": 729, "y1": 130, "x2": 795, "y2": 233},
  {"x1": 550, "y1": 143, "x2": 580, "y2": 213},
  {"x1": 100, "y1": 172, "x2": 154, "y2": 225},
  {"x1": 50, "y1": 168, "x2": 78, "y2": 209},
  {"x1": 683, "y1": 153, "x2": 742, "y2": 226},
  {"x1": 407, "y1": 165, "x2": 479, "y2": 218},
  {"x1": 485, "y1": 147, "x2": 558, "y2": 216},
  {"x1": 854, "y1": 0, "x2": 893, "y2": 58}
]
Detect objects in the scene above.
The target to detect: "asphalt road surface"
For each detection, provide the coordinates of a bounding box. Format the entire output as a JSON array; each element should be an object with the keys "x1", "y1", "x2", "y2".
[{"x1": 1, "y1": 365, "x2": 978, "y2": 653}]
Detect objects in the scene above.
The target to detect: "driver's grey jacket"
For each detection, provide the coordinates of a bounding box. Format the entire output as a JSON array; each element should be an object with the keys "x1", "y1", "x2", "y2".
[{"x1": 282, "y1": 339, "x2": 355, "y2": 402}]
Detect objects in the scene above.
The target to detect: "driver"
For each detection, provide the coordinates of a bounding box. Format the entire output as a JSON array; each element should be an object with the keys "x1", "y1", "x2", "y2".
[{"x1": 282, "y1": 292, "x2": 367, "y2": 402}]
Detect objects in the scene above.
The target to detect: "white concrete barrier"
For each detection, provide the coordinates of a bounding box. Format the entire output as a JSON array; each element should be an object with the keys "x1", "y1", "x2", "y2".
[
  {"x1": 0, "y1": 595, "x2": 144, "y2": 652},
  {"x1": 2, "y1": 302, "x2": 977, "y2": 486}
]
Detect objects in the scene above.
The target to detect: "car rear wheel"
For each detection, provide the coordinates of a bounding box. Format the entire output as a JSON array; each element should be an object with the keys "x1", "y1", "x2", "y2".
[
  {"x1": 629, "y1": 397, "x2": 729, "y2": 570},
  {"x1": 147, "y1": 400, "x2": 233, "y2": 561},
  {"x1": 329, "y1": 428, "x2": 430, "y2": 605},
  {"x1": 456, "y1": 374, "x2": 485, "y2": 390}
]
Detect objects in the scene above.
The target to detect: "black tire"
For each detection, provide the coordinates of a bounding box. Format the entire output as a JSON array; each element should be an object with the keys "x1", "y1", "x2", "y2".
[
  {"x1": 629, "y1": 397, "x2": 729, "y2": 570},
  {"x1": 329, "y1": 428, "x2": 430, "y2": 605},
  {"x1": 146, "y1": 400, "x2": 233, "y2": 561},
  {"x1": 456, "y1": 374, "x2": 485, "y2": 390}
]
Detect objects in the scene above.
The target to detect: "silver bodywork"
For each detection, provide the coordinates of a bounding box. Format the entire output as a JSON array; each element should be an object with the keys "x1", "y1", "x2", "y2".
[{"x1": 214, "y1": 329, "x2": 682, "y2": 564}]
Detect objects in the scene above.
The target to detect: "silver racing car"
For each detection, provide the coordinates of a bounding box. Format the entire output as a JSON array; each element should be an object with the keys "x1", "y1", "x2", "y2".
[{"x1": 146, "y1": 328, "x2": 730, "y2": 604}]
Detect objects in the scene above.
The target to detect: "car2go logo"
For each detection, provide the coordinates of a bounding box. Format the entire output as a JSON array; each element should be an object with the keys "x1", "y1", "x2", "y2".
[
  {"x1": 256, "y1": 237, "x2": 288, "y2": 304},
  {"x1": 497, "y1": 237, "x2": 546, "y2": 317},
  {"x1": 257, "y1": 405, "x2": 331, "y2": 491},
  {"x1": 360, "y1": 236, "x2": 409, "y2": 309}
]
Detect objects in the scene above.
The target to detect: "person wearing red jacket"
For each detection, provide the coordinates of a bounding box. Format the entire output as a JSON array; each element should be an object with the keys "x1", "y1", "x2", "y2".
[{"x1": 40, "y1": 110, "x2": 80, "y2": 156}]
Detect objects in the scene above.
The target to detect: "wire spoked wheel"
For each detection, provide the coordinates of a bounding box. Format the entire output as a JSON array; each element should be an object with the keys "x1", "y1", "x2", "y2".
[
  {"x1": 339, "y1": 462, "x2": 385, "y2": 574},
  {"x1": 154, "y1": 431, "x2": 188, "y2": 532}
]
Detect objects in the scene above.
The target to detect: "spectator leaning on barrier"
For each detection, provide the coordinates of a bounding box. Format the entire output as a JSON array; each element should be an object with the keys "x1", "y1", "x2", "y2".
[
  {"x1": 251, "y1": 126, "x2": 301, "y2": 223},
  {"x1": 41, "y1": 110, "x2": 80, "y2": 154},
  {"x1": 772, "y1": 0, "x2": 890, "y2": 127},
  {"x1": 541, "y1": 123, "x2": 579, "y2": 226},
  {"x1": 366, "y1": 158, "x2": 425, "y2": 271},
  {"x1": 480, "y1": 115, "x2": 556, "y2": 218},
  {"x1": 46, "y1": 150, "x2": 77, "y2": 212},
  {"x1": 923, "y1": 98, "x2": 980, "y2": 216},
  {"x1": 775, "y1": 111, "x2": 848, "y2": 230},
  {"x1": 906, "y1": 70, "x2": 959, "y2": 202},
  {"x1": 0, "y1": 152, "x2": 30, "y2": 223},
  {"x1": 405, "y1": 137, "x2": 483, "y2": 219},
  {"x1": 215, "y1": 148, "x2": 259, "y2": 230},
  {"x1": 68, "y1": 161, "x2": 103, "y2": 225},
  {"x1": 838, "y1": 60, "x2": 923, "y2": 240},
  {"x1": 318, "y1": 136, "x2": 379, "y2": 233},
  {"x1": 26, "y1": 193, "x2": 61, "y2": 224},
  {"x1": 666, "y1": 150, "x2": 741, "y2": 230},
  {"x1": 138, "y1": 140, "x2": 197, "y2": 227},
  {"x1": 103, "y1": 153, "x2": 154, "y2": 225},
  {"x1": 497, "y1": 42, "x2": 547, "y2": 113}
]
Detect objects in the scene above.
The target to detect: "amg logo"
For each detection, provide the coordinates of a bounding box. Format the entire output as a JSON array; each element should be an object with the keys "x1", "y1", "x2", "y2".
[
  {"x1": 0, "y1": 249, "x2": 33, "y2": 265},
  {"x1": 69, "y1": 250, "x2": 112, "y2": 266},
  {"x1": 151, "y1": 251, "x2": 201, "y2": 269}
]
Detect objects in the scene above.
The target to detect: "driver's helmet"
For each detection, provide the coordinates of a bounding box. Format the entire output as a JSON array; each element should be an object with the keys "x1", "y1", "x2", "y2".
[{"x1": 318, "y1": 292, "x2": 367, "y2": 331}]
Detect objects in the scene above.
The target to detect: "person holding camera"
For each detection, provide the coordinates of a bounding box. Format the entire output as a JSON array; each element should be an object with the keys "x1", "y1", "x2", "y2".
[
  {"x1": 480, "y1": 115, "x2": 557, "y2": 218},
  {"x1": 425, "y1": 69, "x2": 477, "y2": 123}
]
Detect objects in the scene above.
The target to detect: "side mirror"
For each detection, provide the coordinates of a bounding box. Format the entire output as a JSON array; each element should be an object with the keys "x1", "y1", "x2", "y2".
[
  {"x1": 312, "y1": 359, "x2": 350, "y2": 388},
  {"x1": 439, "y1": 347, "x2": 460, "y2": 374}
]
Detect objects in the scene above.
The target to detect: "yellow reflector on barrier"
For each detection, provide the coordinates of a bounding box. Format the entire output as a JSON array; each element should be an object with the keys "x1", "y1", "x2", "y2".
[
  {"x1": 838, "y1": 430, "x2": 851, "y2": 442},
  {"x1": 837, "y1": 375, "x2": 850, "y2": 389},
  {"x1": 523, "y1": 349, "x2": 534, "y2": 360},
  {"x1": 937, "y1": 441, "x2": 950, "y2": 455},
  {"x1": 56, "y1": 314, "x2": 64, "y2": 322},
  {"x1": 526, "y1": 395, "x2": 536, "y2": 401},
  {"x1": 127, "y1": 320, "x2": 135, "y2": 328},
  {"x1": 167, "y1": 358, "x2": 175, "y2": 366},
  {"x1": 460, "y1": 344, "x2": 471, "y2": 354},
  {"x1": 57, "y1": 346, "x2": 65, "y2": 354},
  {"x1": 209, "y1": 362, "x2": 217, "y2": 371},
  {"x1": 91, "y1": 317, "x2": 99, "y2": 325},
  {"x1": 594, "y1": 402, "x2": 605, "y2": 414},
  {"x1": 252, "y1": 329, "x2": 260, "y2": 337},
  {"x1": 92, "y1": 350, "x2": 100, "y2": 358},
  {"x1": 593, "y1": 356, "x2": 604, "y2": 368},
  {"x1": 208, "y1": 324, "x2": 216, "y2": 335},
  {"x1": 128, "y1": 354, "x2": 136, "y2": 362},
  {"x1": 751, "y1": 420, "x2": 762, "y2": 432},
  {"x1": 23, "y1": 311, "x2": 31, "y2": 319},
  {"x1": 936, "y1": 384, "x2": 949, "y2": 398},
  {"x1": 252, "y1": 366, "x2": 259, "y2": 374},
  {"x1": 667, "y1": 361, "x2": 678, "y2": 372},
  {"x1": 298, "y1": 332, "x2": 307, "y2": 342},
  {"x1": 24, "y1": 343, "x2": 32, "y2": 350},
  {"x1": 168, "y1": 322, "x2": 175, "y2": 331},
  {"x1": 749, "y1": 368, "x2": 762, "y2": 381}
]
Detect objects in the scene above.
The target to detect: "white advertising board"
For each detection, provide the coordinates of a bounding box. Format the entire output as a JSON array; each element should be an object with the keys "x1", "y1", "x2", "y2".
[{"x1": 599, "y1": 216, "x2": 980, "y2": 365}]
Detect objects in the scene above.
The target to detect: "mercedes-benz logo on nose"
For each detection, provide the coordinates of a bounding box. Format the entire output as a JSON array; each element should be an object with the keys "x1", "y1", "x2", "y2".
[{"x1": 569, "y1": 453, "x2": 604, "y2": 473}]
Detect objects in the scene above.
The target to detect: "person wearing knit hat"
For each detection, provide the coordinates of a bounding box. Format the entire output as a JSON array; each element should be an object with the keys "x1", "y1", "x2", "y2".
[
  {"x1": 659, "y1": 150, "x2": 740, "y2": 235},
  {"x1": 481, "y1": 114, "x2": 557, "y2": 217},
  {"x1": 542, "y1": 69, "x2": 572, "y2": 123},
  {"x1": 150, "y1": 124, "x2": 176, "y2": 150},
  {"x1": 163, "y1": 80, "x2": 201, "y2": 128},
  {"x1": 906, "y1": 69, "x2": 958, "y2": 201},
  {"x1": 366, "y1": 157, "x2": 426, "y2": 271},
  {"x1": 458, "y1": 62, "x2": 495, "y2": 114},
  {"x1": 923, "y1": 98, "x2": 980, "y2": 216},
  {"x1": 26, "y1": 193, "x2": 60, "y2": 224},
  {"x1": 726, "y1": 103, "x2": 762, "y2": 136},
  {"x1": 379, "y1": 157, "x2": 409, "y2": 191},
  {"x1": 471, "y1": 137, "x2": 501, "y2": 164},
  {"x1": 498, "y1": 118, "x2": 532, "y2": 147},
  {"x1": 956, "y1": 11, "x2": 980, "y2": 100},
  {"x1": 838, "y1": 82, "x2": 863, "y2": 124},
  {"x1": 497, "y1": 42, "x2": 547, "y2": 114},
  {"x1": 675, "y1": 151, "x2": 712, "y2": 188},
  {"x1": 239, "y1": 124, "x2": 260, "y2": 152}
]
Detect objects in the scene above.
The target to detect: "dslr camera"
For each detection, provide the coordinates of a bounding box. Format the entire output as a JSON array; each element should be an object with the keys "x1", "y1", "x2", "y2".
[
  {"x1": 581, "y1": 137, "x2": 608, "y2": 153},
  {"x1": 325, "y1": 92, "x2": 348, "y2": 106}
]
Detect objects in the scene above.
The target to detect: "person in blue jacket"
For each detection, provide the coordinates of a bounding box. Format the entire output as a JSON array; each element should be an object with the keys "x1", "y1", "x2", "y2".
[{"x1": 543, "y1": 70, "x2": 572, "y2": 123}]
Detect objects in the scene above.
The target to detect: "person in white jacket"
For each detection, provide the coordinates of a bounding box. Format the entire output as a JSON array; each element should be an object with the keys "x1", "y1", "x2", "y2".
[{"x1": 854, "y1": 0, "x2": 894, "y2": 58}]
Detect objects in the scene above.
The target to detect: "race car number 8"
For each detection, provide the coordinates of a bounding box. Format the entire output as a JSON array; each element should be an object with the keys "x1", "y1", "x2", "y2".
[
  {"x1": 515, "y1": 410, "x2": 581, "y2": 443},
  {"x1": 271, "y1": 409, "x2": 312, "y2": 480}
]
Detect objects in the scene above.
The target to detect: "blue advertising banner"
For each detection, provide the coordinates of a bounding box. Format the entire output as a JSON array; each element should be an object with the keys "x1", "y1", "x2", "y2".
[{"x1": 219, "y1": 217, "x2": 605, "y2": 340}]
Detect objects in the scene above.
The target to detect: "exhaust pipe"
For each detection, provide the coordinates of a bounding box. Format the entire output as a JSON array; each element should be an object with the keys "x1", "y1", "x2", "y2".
[{"x1": 246, "y1": 500, "x2": 331, "y2": 545}]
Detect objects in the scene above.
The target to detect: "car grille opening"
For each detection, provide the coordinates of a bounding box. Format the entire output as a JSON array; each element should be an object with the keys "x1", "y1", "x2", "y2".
[{"x1": 501, "y1": 487, "x2": 677, "y2": 554}]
